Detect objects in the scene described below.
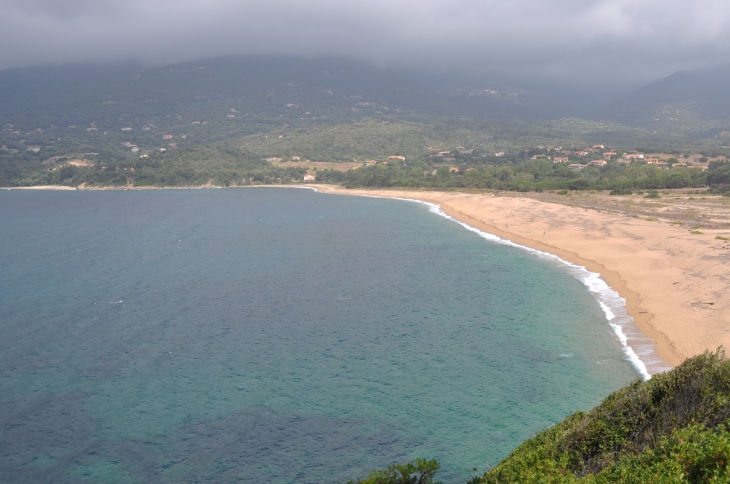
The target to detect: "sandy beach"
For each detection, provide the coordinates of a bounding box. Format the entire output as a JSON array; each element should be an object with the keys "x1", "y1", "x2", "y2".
[{"x1": 313, "y1": 185, "x2": 730, "y2": 370}]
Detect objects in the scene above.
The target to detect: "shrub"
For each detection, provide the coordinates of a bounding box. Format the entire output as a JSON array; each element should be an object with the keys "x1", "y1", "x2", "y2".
[
  {"x1": 609, "y1": 188, "x2": 633, "y2": 195},
  {"x1": 478, "y1": 350, "x2": 730, "y2": 483},
  {"x1": 346, "y1": 459, "x2": 441, "y2": 484}
]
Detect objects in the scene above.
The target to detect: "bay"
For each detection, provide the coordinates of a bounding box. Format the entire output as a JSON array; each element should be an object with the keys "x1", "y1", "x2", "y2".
[{"x1": 0, "y1": 188, "x2": 637, "y2": 483}]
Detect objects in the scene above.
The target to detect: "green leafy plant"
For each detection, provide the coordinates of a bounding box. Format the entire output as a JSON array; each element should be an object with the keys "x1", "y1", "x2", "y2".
[{"x1": 346, "y1": 459, "x2": 441, "y2": 484}]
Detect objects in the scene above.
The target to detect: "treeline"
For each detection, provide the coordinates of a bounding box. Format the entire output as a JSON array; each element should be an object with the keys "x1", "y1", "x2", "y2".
[
  {"x1": 5, "y1": 136, "x2": 730, "y2": 192},
  {"x1": 317, "y1": 159, "x2": 728, "y2": 192},
  {"x1": 1, "y1": 145, "x2": 309, "y2": 187}
]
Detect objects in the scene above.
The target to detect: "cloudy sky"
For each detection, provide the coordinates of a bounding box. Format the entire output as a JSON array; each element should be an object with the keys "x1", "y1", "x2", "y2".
[{"x1": 2, "y1": 0, "x2": 730, "y2": 83}]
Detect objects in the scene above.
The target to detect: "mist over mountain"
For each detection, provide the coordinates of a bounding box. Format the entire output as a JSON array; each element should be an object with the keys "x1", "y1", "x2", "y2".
[
  {"x1": 598, "y1": 64, "x2": 730, "y2": 132},
  {"x1": 0, "y1": 55, "x2": 639, "y2": 131}
]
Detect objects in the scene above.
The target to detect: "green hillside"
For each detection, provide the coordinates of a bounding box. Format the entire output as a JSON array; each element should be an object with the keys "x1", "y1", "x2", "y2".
[{"x1": 4, "y1": 57, "x2": 730, "y2": 188}]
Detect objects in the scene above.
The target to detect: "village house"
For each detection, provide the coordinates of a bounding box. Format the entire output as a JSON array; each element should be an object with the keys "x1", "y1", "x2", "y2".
[
  {"x1": 459, "y1": 149, "x2": 473, "y2": 155},
  {"x1": 162, "y1": 134, "x2": 173, "y2": 140},
  {"x1": 553, "y1": 156, "x2": 569, "y2": 163},
  {"x1": 438, "y1": 151, "x2": 451, "y2": 156},
  {"x1": 575, "y1": 151, "x2": 589, "y2": 156},
  {"x1": 568, "y1": 164, "x2": 584, "y2": 171},
  {"x1": 121, "y1": 127, "x2": 132, "y2": 131},
  {"x1": 303, "y1": 174, "x2": 316, "y2": 182},
  {"x1": 448, "y1": 166, "x2": 460, "y2": 173},
  {"x1": 592, "y1": 144, "x2": 605, "y2": 149},
  {"x1": 590, "y1": 159, "x2": 607, "y2": 166},
  {"x1": 387, "y1": 155, "x2": 406, "y2": 161},
  {"x1": 227, "y1": 114, "x2": 236, "y2": 118},
  {"x1": 291, "y1": 156, "x2": 300, "y2": 161},
  {"x1": 495, "y1": 152, "x2": 505, "y2": 157},
  {"x1": 139, "y1": 154, "x2": 149, "y2": 158},
  {"x1": 168, "y1": 143, "x2": 177, "y2": 148},
  {"x1": 444, "y1": 157, "x2": 456, "y2": 162},
  {"x1": 26, "y1": 146, "x2": 40, "y2": 153},
  {"x1": 646, "y1": 158, "x2": 661, "y2": 164},
  {"x1": 603, "y1": 151, "x2": 617, "y2": 160},
  {"x1": 131, "y1": 147, "x2": 139, "y2": 153},
  {"x1": 364, "y1": 160, "x2": 377, "y2": 167},
  {"x1": 624, "y1": 153, "x2": 644, "y2": 160}
]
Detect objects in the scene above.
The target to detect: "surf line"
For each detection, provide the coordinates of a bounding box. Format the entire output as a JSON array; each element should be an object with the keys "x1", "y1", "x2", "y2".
[{"x1": 309, "y1": 187, "x2": 669, "y2": 380}]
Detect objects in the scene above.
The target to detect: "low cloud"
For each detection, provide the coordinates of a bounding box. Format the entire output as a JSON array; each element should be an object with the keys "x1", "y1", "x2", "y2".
[{"x1": 1, "y1": 0, "x2": 730, "y2": 83}]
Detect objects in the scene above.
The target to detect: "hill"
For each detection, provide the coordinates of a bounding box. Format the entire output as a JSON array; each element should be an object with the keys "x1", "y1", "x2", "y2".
[
  {"x1": 3, "y1": 56, "x2": 730, "y2": 187},
  {"x1": 599, "y1": 65, "x2": 730, "y2": 140}
]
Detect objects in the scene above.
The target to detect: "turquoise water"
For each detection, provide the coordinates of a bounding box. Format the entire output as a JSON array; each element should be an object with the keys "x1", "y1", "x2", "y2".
[{"x1": 0, "y1": 188, "x2": 638, "y2": 483}]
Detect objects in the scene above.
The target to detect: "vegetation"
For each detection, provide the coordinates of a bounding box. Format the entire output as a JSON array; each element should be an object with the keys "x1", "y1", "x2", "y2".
[
  {"x1": 4, "y1": 56, "x2": 730, "y2": 189},
  {"x1": 345, "y1": 459, "x2": 442, "y2": 484},
  {"x1": 6, "y1": 131, "x2": 730, "y2": 192},
  {"x1": 316, "y1": 157, "x2": 717, "y2": 192},
  {"x1": 356, "y1": 350, "x2": 730, "y2": 483}
]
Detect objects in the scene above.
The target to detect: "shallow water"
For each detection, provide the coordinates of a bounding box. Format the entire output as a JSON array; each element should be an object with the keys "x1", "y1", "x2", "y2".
[{"x1": 0, "y1": 188, "x2": 638, "y2": 483}]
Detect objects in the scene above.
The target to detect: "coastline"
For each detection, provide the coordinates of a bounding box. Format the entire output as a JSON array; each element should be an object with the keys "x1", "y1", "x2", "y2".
[
  {"x1": 310, "y1": 185, "x2": 730, "y2": 374},
  {"x1": 10, "y1": 183, "x2": 730, "y2": 374}
]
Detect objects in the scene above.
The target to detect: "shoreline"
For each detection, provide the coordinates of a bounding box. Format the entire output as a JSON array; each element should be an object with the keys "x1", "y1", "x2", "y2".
[
  {"x1": 310, "y1": 185, "x2": 701, "y2": 373},
  {"x1": 8, "y1": 183, "x2": 730, "y2": 374},
  {"x1": 309, "y1": 186, "x2": 674, "y2": 377},
  {"x1": 437, "y1": 203, "x2": 678, "y2": 371}
]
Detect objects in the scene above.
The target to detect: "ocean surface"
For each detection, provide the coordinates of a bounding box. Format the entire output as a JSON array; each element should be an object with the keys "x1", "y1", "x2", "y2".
[{"x1": 0, "y1": 188, "x2": 640, "y2": 483}]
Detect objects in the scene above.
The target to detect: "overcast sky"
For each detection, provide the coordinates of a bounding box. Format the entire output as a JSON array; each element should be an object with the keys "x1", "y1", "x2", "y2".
[{"x1": 2, "y1": 0, "x2": 730, "y2": 84}]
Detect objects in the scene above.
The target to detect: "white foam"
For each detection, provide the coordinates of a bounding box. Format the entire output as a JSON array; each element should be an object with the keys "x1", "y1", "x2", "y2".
[{"x1": 314, "y1": 190, "x2": 672, "y2": 380}]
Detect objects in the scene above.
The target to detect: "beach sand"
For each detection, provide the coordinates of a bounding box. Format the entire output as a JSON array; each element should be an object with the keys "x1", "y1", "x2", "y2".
[
  {"x1": 314, "y1": 186, "x2": 730, "y2": 370},
  {"x1": 8, "y1": 185, "x2": 77, "y2": 190}
]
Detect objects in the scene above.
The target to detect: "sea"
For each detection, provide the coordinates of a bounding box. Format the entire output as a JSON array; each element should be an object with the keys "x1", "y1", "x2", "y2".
[{"x1": 0, "y1": 188, "x2": 655, "y2": 483}]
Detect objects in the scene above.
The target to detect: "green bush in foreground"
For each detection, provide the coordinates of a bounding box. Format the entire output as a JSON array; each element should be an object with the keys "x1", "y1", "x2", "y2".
[
  {"x1": 346, "y1": 458, "x2": 441, "y2": 484},
  {"x1": 478, "y1": 349, "x2": 730, "y2": 483},
  {"x1": 356, "y1": 350, "x2": 730, "y2": 483}
]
